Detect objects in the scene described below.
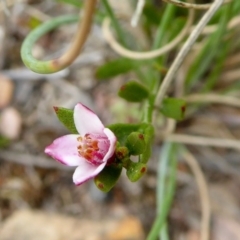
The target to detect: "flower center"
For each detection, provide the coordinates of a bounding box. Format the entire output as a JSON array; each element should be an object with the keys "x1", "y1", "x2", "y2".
[{"x1": 77, "y1": 133, "x2": 109, "y2": 165}]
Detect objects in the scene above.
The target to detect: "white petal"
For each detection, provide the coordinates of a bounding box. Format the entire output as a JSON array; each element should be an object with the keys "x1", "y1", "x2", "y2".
[
  {"x1": 102, "y1": 128, "x2": 117, "y2": 162},
  {"x1": 45, "y1": 134, "x2": 85, "y2": 166},
  {"x1": 73, "y1": 161, "x2": 107, "y2": 185},
  {"x1": 74, "y1": 103, "x2": 104, "y2": 135}
]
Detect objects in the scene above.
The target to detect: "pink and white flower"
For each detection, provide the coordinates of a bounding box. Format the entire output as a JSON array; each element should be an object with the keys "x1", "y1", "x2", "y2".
[{"x1": 45, "y1": 103, "x2": 116, "y2": 185}]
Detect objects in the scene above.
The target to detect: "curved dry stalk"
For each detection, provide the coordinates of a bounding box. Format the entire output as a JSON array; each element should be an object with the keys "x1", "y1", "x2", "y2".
[
  {"x1": 21, "y1": 0, "x2": 97, "y2": 73},
  {"x1": 184, "y1": 151, "x2": 211, "y2": 240},
  {"x1": 154, "y1": 0, "x2": 225, "y2": 119},
  {"x1": 131, "y1": 0, "x2": 145, "y2": 27},
  {"x1": 163, "y1": 0, "x2": 231, "y2": 10},
  {"x1": 102, "y1": 5, "x2": 194, "y2": 60},
  {"x1": 194, "y1": 15, "x2": 240, "y2": 35},
  {"x1": 166, "y1": 134, "x2": 240, "y2": 150},
  {"x1": 55, "y1": 0, "x2": 96, "y2": 70},
  {"x1": 219, "y1": 69, "x2": 240, "y2": 84},
  {"x1": 185, "y1": 94, "x2": 240, "y2": 108}
]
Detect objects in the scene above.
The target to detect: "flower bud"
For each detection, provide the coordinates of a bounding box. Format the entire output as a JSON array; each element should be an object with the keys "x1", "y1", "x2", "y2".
[
  {"x1": 126, "y1": 132, "x2": 146, "y2": 155},
  {"x1": 115, "y1": 146, "x2": 129, "y2": 160},
  {"x1": 126, "y1": 162, "x2": 147, "y2": 182}
]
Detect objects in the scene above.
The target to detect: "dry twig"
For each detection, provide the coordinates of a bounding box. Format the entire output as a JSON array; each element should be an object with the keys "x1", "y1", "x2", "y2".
[
  {"x1": 185, "y1": 94, "x2": 240, "y2": 108},
  {"x1": 131, "y1": 0, "x2": 145, "y2": 27},
  {"x1": 184, "y1": 150, "x2": 211, "y2": 240},
  {"x1": 55, "y1": 0, "x2": 97, "y2": 70},
  {"x1": 102, "y1": 3, "x2": 194, "y2": 59},
  {"x1": 154, "y1": 0, "x2": 225, "y2": 116},
  {"x1": 163, "y1": 0, "x2": 231, "y2": 10},
  {"x1": 166, "y1": 134, "x2": 240, "y2": 150}
]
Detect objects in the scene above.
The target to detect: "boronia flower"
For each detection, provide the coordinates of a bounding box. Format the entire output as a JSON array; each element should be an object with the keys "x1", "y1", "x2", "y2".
[{"x1": 45, "y1": 103, "x2": 116, "y2": 185}]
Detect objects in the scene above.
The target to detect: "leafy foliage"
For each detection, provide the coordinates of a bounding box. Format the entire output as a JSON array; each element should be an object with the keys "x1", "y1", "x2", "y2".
[
  {"x1": 94, "y1": 165, "x2": 122, "y2": 192},
  {"x1": 54, "y1": 107, "x2": 78, "y2": 134},
  {"x1": 118, "y1": 81, "x2": 149, "y2": 102},
  {"x1": 160, "y1": 98, "x2": 186, "y2": 121},
  {"x1": 95, "y1": 58, "x2": 138, "y2": 80}
]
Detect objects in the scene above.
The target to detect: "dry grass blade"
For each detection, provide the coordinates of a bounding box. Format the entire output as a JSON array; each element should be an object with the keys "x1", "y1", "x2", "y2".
[
  {"x1": 219, "y1": 69, "x2": 240, "y2": 84},
  {"x1": 224, "y1": 53, "x2": 240, "y2": 68},
  {"x1": 102, "y1": 2, "x2": 194, "y2": 59},
  {"x1": 131, "y1": 0, "x2": 145, "y2": 27},
  {"x1": 184, "y1": 150, "x2": 211, "y2": 240},
  {"x1": 196, "y1": 15, "x2": 240, "y2": 35},
  {"x1": 163, "y1": 0, "x2": 232, "y2": 10},
  {"x1": 184, "y1": 94, "x2": 240, "y2": 108},
  {"x1": 166, "y1": 134, "x2": 240, "y2": 150},
  {"x1": 154, "y1": 0, "x2": 225, "y2": 115},
  {"x1": 56, "y1": 0, "x2": 97, "y2": 69}
]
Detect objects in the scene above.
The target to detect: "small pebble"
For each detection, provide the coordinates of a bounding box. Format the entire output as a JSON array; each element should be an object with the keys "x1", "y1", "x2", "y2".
[
  {"x1": 0, "y1": 74, "x2": 14, "y2": 109},
  {"x1": 0, "y1": 107, "x2": 22, "y2": 140}
]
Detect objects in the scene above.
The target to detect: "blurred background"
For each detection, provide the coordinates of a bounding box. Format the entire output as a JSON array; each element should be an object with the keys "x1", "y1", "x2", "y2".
[{"x1": 1, "y1": 0, "x2": 240, "y2": 240}]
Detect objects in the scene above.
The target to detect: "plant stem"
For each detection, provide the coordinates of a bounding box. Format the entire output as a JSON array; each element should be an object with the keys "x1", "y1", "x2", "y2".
[
  {"x1": 154, "y1": 0, "x2": 225, "y2": 112},
  {"x1": 21, "y1": 0, "x2": 96, "y2": 73},
  {"x1": 146, "y1": 143, "x2": 177, "y2": 240},
  {"x1": 101, "y1": 0, "x2": 126, "y2": 46}
]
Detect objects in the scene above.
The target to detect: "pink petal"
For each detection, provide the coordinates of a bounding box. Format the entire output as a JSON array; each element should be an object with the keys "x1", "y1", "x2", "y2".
[
  {"x1": 102, "y1": 128, "x2": 117, "y2": 162},
  {"x1": 74, "y1": 103, "x2": 104, "y2": 135},
  {"x1": 73, "y1": 161, "x2": 107, "y2": 185},
  {"x1": 45, "y1": 134, "x2": 85, "y2": 166}
]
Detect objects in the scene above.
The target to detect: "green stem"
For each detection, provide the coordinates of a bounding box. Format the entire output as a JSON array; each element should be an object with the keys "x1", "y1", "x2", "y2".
[
  {"x1": 21, "y1": 15, "x2": 78, "y2": 74},
  {"x1": 153, "y1": 4, "x2": 176, "y2": 49},
  {"x1": 160, "y1": 224, "x2": 169, "y2": 240},
  {"x1": 101, "y1": 0, "x2": 127, "y2": 46},
  {"x1": 146, "y1": 143, "x2": 177, "y2": 240},
  {"x1": 202, "y1": 1, "x2": 234, "y2": 92}
]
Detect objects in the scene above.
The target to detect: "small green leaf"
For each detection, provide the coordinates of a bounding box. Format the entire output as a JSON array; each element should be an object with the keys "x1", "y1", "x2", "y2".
[
  {"x1": 126, "y1": 162, "x2": 147, "y2": 182},
  {"x1": 108, "y1": 123, "x2": 149, "y2": 145},
  {"x1": 126, "y1": 132, "x2": 146, "y2": 155},
  {"x1": 118, "y1": 81, "x2": 149, "y2": 102},
  {"x1": 160, "y1": 98, "x2": 186, "y2": 120},
  {"x1": 54, "y1": 107, "x2": 78, "y2": 133},
  {"x1": 108, "y1": 123, "x2": 154, "y2": 164},
  {"x1": 94, "y1": 165, "x2": 122, "y2": 192},
  {"x1": 95, "y1": 58, "x2": 138, "y2": 80}
]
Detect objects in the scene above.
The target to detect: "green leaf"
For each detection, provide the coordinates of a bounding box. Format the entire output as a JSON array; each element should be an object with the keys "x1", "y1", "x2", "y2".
[
  {"x1": 54, "y1": 107, "x2": 78, "y2": 133},
  {"x1": 95, "y1": 58, "x2": 138, "y2": 80},
  {"x1": 118, "y1": 81, "x2": 149, "y2": 102},
  {"x1": 94, "y1": 165, "x2": 122, "y2": 192},
  {"x1": 108, "y1": 123, "x2": 154, "y2": 164},
  {"x1": 126, "y1": 162, "x2": 147, "y2": 182},
  {"x1": 160, "y1": 98, "x2": 186, "y2": 120},
  {"x1": 108, "y1": 123, "x2": 148, "y2": 145}
]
